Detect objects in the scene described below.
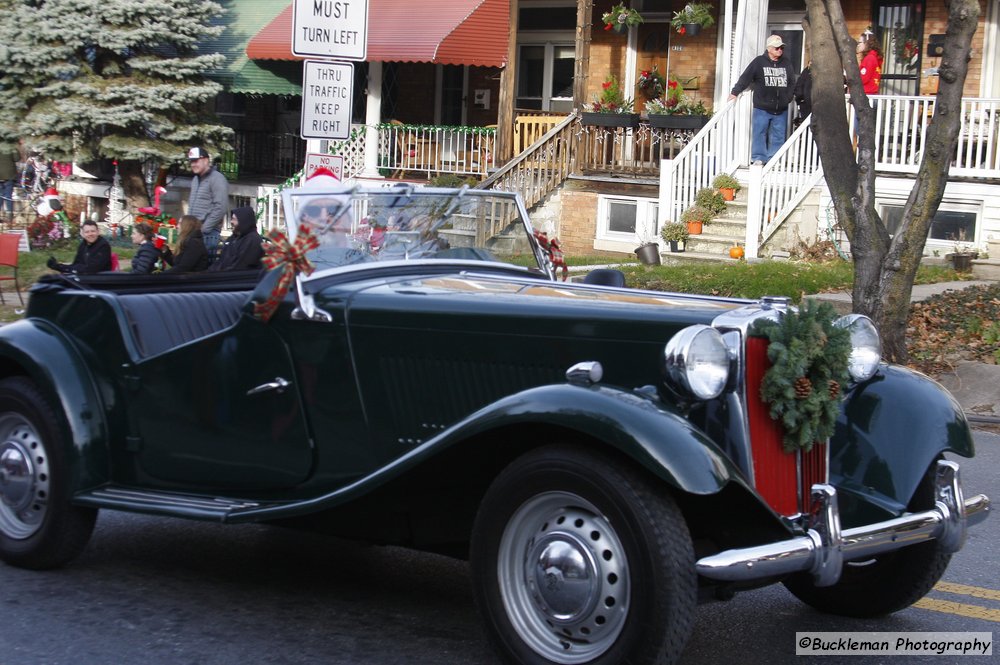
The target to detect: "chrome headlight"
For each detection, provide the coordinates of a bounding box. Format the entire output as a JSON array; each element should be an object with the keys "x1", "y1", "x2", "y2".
[
  {"x1": 835, "y1": 314, "x2": 882, "y2": 382},
  {"x1": 663, "y1": 325, "x2": 731, "y2": 400}
]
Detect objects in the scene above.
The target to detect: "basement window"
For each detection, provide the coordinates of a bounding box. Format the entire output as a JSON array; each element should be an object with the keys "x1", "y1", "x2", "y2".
[
  {"x1": 597, "y1": 196, "x2": 659, "y2": 249},
  {"x1": 879, "y1": 201, "x2": 980, "y2": 249}
]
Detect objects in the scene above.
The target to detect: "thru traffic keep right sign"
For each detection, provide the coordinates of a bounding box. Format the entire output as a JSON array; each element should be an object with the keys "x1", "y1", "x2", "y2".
[{"x1": 300, "y1": 60, "x2": 354, "y2": 140}]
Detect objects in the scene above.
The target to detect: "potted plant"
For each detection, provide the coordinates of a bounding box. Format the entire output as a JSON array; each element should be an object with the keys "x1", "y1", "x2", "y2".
[
  {"x1": 670, "y1": 2, "x2": 716, "y2": 37},
  {"x1": 695, "y1": 187, "x2": 727, "y2": 216},
  {"x1": 582, "y1": 76, "x2": 640, "y2": 128},
  {"x1": 712, "y1": 173, "x2": 741, "y2": 201},
  {"x1": 601, "y1": 2, "x2": 643, "y2": 33},
  {"x1": 660, "y1": 222, "x2": 689, "y2": 252},
  {"x1": 644, "y1": 76, "x2": 711, "y2": 129},
  {"x1": 681, "y1": 204, "x2": 712, "y2": 235}
]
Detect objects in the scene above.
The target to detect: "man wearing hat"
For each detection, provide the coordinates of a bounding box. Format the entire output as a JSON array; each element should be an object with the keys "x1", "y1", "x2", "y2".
[
  {"x1": 187, "y1": 147, "x2": 229, "y2": 262},
  {"x1": 728, "y1": 35, "x2": 797, "y2": 164}
]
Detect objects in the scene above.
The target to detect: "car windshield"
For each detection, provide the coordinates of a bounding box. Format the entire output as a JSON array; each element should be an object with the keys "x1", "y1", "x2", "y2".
[{"x1": 280, "y1": 184, "x2": 548, "y2": 277}]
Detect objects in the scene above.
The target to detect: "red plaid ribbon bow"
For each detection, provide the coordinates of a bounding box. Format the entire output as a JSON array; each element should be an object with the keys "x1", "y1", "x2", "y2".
[
  {"x1": 252, "y1": 227, "x2": 320, "y2": 322},
  {"x1": 533, "y1": 230, "x2": 568, "y2": 281}
]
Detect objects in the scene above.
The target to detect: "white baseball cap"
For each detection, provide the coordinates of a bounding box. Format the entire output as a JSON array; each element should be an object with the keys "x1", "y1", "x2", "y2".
[{"x1": 766, "y1": 35, "x2": 785, "y2": 48}]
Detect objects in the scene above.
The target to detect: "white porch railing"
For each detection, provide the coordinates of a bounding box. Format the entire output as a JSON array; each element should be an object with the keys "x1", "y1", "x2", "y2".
[
  {"x1": 752, "y1": 117, "x2": 824, "y2": 256},
  {"x1": 857, "y1": 95, "x2": 1000, "y2": 177},
  {"x1": 658, "y1": 95, "x2": 750, "y2": 227},
  {"x1": 378, "y1": 123, "x2": 496, "y2": 178}
]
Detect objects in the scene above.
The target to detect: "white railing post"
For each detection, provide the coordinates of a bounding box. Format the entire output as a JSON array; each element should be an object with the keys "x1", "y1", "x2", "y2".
[
  {"x1": 659, "y1": 157, "x2": 675, "y2": 231},
  {"x1": 744, "y1": 162, "x2": 764, "y2": 259}
]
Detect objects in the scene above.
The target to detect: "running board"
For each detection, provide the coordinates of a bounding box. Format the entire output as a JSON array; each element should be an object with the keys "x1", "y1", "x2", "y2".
[{"x1": 74, "y1": 486, "x2": 282, "y2": 522}]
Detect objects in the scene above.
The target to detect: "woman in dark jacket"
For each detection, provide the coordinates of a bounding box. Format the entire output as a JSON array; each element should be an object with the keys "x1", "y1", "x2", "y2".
[
  {"x1": 162, "y1": 215, "x2": 209, "y2": 273},
  {"x1": 47, "y1": 219, "x2": 112, "y2": 274},
  {"x1": 130, "y1": 221, "x2": 162, "y2": 274},
  {"x1": 210, "y1": 206, "x2": 264, "y2": 271}
]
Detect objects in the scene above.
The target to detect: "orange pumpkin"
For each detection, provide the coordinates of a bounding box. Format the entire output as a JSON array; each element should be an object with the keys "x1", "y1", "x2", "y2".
[{"x1": 729, "y1": 245, "x2": 745, "y2": 259}]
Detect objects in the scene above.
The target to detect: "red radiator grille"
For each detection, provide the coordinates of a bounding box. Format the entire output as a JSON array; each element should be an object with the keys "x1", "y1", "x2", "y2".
[{"x1": 745, "y1": 336, "x2": 827, "y2": 516}]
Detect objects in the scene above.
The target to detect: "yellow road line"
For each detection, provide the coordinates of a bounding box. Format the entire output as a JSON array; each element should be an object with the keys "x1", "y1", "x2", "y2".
[
  {"x1": 914, "y1": 598, "x2": 1000, "y2": 623},
  {"x1": 935, "y1": 582, "x2": 1000, "y2": 602}
]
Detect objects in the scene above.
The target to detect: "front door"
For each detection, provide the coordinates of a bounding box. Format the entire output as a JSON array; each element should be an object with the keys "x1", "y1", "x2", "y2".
[{"x1": 132, "y1": 318, "x2": 313, "y2": 491}]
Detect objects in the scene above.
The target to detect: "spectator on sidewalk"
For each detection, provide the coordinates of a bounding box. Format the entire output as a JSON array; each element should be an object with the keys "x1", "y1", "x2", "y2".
[
  {"x1": 186, "y1": 147, "x2": 228, "y2": 263},
  {"x1": 728, "y1": 35, "x2": 797, "y2": 164}
]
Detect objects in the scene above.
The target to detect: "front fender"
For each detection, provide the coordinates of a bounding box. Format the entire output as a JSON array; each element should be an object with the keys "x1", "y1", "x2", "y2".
[
  {"x1": 832, "y1": 363, "x2": 975, "y2": 524},
  {"x1": 447, "y1": 383, "x2": 751, "y2": 496},
  {"x1": 0, "y1": 318, "x2": 110, "y2": 491}
]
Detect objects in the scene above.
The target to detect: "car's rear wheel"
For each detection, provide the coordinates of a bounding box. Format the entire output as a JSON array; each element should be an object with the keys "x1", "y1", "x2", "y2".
[
  {"x1": 0, "y1": 377, "x2": 96, "y2": 569},
  {"x1": 470, "y1": 445, "x2": 695, "y2": 665},
  {"x1": 783, "y1": 460, "x2": 951, "y2": 617}
]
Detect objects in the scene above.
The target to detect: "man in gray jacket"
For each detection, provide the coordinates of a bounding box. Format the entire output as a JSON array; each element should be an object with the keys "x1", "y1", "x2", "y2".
[{"x1": 187, "y1": 147, "x2": 229, "y2": 261}]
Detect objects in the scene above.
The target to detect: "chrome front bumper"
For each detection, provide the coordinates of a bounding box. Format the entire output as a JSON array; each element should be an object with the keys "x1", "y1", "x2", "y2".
[{"x1": 696, "y1": 460, "x2": 991, "y2": 587}]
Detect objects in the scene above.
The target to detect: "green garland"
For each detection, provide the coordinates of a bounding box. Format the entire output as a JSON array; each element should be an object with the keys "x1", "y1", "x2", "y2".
[{"x1": 749, "y1": 300, "x2": 851, "y2": 453}]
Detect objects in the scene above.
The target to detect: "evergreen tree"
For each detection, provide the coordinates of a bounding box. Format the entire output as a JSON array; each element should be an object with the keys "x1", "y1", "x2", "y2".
[{"x1": 0, "y1": 0, "x2": 232, "y2": 207}]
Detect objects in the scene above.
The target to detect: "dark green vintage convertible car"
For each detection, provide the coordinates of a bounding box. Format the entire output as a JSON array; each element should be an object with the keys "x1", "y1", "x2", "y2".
[{"x1": 0, "y1": 180, "x2": 990, "y2": 665}]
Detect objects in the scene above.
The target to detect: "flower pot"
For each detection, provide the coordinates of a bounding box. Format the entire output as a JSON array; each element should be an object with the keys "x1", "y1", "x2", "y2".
[
  {"x1": 686, "y1": 220, "x2": 703, "y2": 235},
  {"x1": 634, "y1": 242, "x2": 661, "y2": 265},
  {"x1": 582, "y1": 112, "x2": 641, "y2": 129},
  {"x1": 647, "y1": 114, "x2": 709, "y2": 130},
  {"x1": 668, "y1": 240, "x2": 685, "y2": 253},
  {"x1": 719, "y1": 187, "x2": 735, "y2": 201},
  {"x1": 951, "y1": 253, "x2": 973, "y2": 273},
  {"x1": 682, "y1": 23, "x2": 701, "y2": 36}
]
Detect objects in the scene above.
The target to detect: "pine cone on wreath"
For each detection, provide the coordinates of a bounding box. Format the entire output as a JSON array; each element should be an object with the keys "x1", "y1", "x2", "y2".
[
  {"x1": 828, "y1": 380, "x2": 841, "y2": 399},
  {"x1": 794, "y1": 376, "x2": 812, "y2": 399}
]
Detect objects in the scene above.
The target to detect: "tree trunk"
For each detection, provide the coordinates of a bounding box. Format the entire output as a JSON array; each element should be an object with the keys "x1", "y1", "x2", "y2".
[
  {"x1": 805, "y1": 0, "x2": 979, "y2": 363},
  {"x1": 117, "y1": 160, "x2": 151, "y2": 213}
]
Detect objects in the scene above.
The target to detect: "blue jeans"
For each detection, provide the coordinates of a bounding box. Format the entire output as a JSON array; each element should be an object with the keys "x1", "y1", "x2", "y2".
[
  {"x1": 0, "y1": 179, "x2": 13, "y2": 216},
  {"x1": 751, "y1": 108, "x2": 788, "y2": 163}
]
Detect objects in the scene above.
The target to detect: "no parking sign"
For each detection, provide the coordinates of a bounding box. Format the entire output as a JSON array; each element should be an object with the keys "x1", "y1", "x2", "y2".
[{"x1": 303, "y1": 153, "x2": 345, "y2": 181}]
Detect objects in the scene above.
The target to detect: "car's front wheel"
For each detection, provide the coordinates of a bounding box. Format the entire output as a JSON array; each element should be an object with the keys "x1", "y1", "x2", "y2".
[
  {"x1": 0, "y1": 377, "x2": 97, "y2": 569},
  {"x1": 783, "y1": 460, "x2": 951, "y2": 617},
  {"x1": 470, "y1": 445, "x2": 695, "y2": 665}
]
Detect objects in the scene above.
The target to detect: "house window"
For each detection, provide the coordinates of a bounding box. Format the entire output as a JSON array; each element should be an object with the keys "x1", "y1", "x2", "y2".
[
  {"x1": 873, "y1": 1, "x2": 924, "y2": 96},
  {"x1": 598, "y1": 196, "x2": 659, "y2": 244},
  {"x1": 516, "y1": 43, "x2": 575, "y2": 111},
  {"x1": 880, "y1": 201, "x2": 980, "y2": 249}
]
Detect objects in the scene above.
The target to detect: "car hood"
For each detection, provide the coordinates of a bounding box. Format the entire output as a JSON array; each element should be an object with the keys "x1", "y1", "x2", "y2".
[{"x1": 326, "y1": 271, "x2": 750, "y2": 340}]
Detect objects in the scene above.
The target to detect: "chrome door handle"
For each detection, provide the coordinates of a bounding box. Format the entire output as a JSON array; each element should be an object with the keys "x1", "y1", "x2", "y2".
[{"x1": 246, "y1": 377, "x2": 290, "y2": 396}]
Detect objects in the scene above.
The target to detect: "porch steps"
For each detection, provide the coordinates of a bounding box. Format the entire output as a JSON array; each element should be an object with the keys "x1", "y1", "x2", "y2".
[{"x1": 677, "y1": 192, "x2": 748, "y2": 259}]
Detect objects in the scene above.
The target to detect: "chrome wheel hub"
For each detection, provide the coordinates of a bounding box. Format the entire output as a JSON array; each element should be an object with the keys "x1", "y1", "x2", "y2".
[
  {"x1": 498, "y1": 492, "x2": 630, "y2": 664},
  {"x1": 0, "y1": 415, "x2": 49, "y2": 540}
]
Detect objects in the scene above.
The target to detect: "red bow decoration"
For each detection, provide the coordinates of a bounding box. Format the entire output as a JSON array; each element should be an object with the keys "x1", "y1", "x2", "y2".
[
  {"x1": 252, "y1": 227, "x2": 320, "y2": 322},
  {"x1": 533, "y1": 229, "x2": 568, "y2": 281}
]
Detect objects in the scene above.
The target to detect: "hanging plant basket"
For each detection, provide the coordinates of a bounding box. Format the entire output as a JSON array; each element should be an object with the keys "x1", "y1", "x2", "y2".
[
  {"x1": 647, "y1": 114, "x2": 709, "y2": 130},
  {"x1": 682, "y1": 23, "x2": 701, "y2": 36},
  {"x1": 582, "y1": 112, "x2": 642, "y2": 128}
]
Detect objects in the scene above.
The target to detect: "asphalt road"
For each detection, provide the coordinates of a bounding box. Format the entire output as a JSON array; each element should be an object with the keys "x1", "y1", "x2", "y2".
[{"x1": 1, "y1": 432, "x2": 996, "y2": 665}]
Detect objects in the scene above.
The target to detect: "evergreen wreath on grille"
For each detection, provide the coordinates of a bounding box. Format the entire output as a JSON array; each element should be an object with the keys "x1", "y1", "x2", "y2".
[{"x1": 749, "y1": 300, "x2": 852, "y2": 453}]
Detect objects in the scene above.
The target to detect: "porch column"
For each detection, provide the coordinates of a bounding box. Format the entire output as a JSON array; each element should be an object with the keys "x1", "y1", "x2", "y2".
[{"x1": 361, "y1": 61, "x2": 384, "y2": 179}]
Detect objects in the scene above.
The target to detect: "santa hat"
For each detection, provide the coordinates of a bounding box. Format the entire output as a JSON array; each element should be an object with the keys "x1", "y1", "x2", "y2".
[{"x1": 35, "y1": 187, "x2": 63, "y2": 216}]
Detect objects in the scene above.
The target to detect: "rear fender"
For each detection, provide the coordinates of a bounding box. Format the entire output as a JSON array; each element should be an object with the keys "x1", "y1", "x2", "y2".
[
  {"x1": 832, "y1": 363, "x2": 975, "y2": 523},
  {"x1": 0, "y1": 319, "x2": 110, "y2": 491}
]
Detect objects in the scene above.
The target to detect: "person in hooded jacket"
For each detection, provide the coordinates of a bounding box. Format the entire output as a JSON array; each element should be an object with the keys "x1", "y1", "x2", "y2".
[
  {"x1": 129, "y1": 222, "x2": 162, "y2": 274},
  {"x1": 162, "y1": 215, "x2": 209, "y2": 273},
  {"x1": 47, "y1": 219, "x2": 112, "y2": 274},
  {"x1": 209, "y1": 206, "x2": 264, "y2": 272}
]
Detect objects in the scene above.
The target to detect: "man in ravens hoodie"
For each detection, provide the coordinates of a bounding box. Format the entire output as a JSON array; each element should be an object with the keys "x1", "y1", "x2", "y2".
[{"x1": 728, "y1": 35, "x2": 797, "y2": 164}]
